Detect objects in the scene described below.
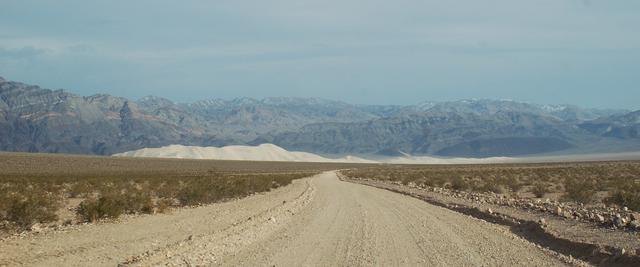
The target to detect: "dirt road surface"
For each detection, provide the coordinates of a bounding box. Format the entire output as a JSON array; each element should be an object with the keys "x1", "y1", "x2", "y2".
[{"x1": 0, "y1": 172, "x2": 567, "y2": 266}]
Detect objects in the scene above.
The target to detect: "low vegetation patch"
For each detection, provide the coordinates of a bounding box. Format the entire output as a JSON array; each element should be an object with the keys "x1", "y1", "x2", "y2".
[
  {"x1": 562, "y1": 177, "x2": 597, "y2": 204},
  {"x1": 1, "y1": 172, "x2": 314, "y2": 228},
  {"x1": 1, "y1": 187, "x2": 61, "y2": 227},
  {"x1": 0, "y1": 153, "x2": 357, "y2": 232},
  {"x1": 606, "y1": 181, "x2": 640, "y2": 211},
  {"x1": 531, "y1": 182, "x2": 549, "y2": 198},
  {"x1": 77, "y1": 195, "x2": 126, "y2": 223},
  {"x1": 341, "y1": 161, "x2": 640, "y2": 208}
]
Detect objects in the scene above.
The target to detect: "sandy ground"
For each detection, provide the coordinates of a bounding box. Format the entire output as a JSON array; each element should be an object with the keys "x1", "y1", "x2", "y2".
[{"x1": 0, "y1": 172, "x2": 567, "y2": 266}]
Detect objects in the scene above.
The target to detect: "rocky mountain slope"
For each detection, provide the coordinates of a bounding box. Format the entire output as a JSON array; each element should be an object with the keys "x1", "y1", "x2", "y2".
[
  {"x1": 0, "y1": 78, "x2": 209, "y2": 154},
  {"x1": 0, "y1": 76, "x2": 637, "y2": 157},
  {"x1": 262, "y1": 111, "x2": 588, "y2": 156},
  {"x1": 0, "y1": 77, "x2": 378, "y2": 154},
  {"x1": 579, "y1": 110, "x2": 640, "y2": 139}
]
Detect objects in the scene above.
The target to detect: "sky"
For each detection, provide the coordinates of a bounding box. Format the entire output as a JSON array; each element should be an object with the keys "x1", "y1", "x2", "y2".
[{"x1": 0, "y1": 0, "x2": 639, "y2": 109}]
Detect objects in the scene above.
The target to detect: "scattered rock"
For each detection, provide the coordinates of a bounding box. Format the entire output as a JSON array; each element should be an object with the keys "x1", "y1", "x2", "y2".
[
  {"x1": 614, "y1": 248, "x2": 626, "y2": 258},
  {"x1": 591, "y1": 247, "x2": 604, "y2": 256},
  {"x1": 572, "y1": 211, "x2": 582, "y2": 219},
  {"x1": 29, "y1": 223, "x2": 43, "y2": 233},
  {"x1": 268, "y1": 217, "x2": 276, "y2": 223},
  {"x1": 376, "y1": 177, "x2": 640, "y2": 234},
  {"x1": 613, "y1": 214, "x2": 627, "y2": 228},
  {"x1": 538, "y1": 218, "x2": 547, "y2": 227}
]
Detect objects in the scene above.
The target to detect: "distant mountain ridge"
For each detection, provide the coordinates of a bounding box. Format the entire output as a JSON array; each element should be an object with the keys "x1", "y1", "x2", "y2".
[
  {"x1": 579, "y1": 110, "x2": 640, "y2": 139},
  {"x1": 260, "y1": 111, "x2": 583, "y2": 156},
  {"x1": 0, "y1": 76, "x2": 637, "y2": 157}
]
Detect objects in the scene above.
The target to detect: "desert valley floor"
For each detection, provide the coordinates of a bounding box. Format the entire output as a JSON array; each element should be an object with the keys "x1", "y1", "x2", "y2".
[{"x1": 1, "y1": 172, "x2": 568, "y2": 266}]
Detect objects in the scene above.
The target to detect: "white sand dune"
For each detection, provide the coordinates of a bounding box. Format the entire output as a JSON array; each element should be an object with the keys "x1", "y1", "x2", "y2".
[
  {"x1": 113, "y1": 144, "x2": 377, "y2": 163},
  {"x1": 380, "y1": 155, "x2": 514, "y2": 164},
  {"x1": 114, "y1": 144, "x2": 640, "y2": 164},
  {"x1": 380, "y1": 152, "x2": 640, "y2": 164}
]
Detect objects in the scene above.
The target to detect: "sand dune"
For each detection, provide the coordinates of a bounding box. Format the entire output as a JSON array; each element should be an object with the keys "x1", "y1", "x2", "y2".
[
  {"x1": 114, "y1": 144, "x2": 640, "y2": 164},
  {"x1": 113, "y1": 143, "x2": 513, "y2": 164},
  {"x1": 113, "y1": 144, "x2": 376, "y2": 163},
  {"x1": 380, "y1": 155, "x2": 514, "y2": 164}
]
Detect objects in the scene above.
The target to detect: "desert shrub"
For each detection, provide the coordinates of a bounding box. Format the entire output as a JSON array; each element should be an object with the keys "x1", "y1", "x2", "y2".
[
  {"x1": 68, "y1": 181, "x2": 93, "y2": 198},
  {"x1": 480, "y1": 178, "x2": 505, "y2": 194},
  {"x1": 121, "y1": 190, "x2": 154, "y2": 214},
  {"x1": 423, "y1": 178, "x2": 436, "y2": 187},
  {"x1": 0, "y1": 185, "x2": 9, "y2": 218},
  {"x1": 563, "y1": 177, "x2": 597, "y2": 204},
  {"x1": 155, "y1": 181, "x2": 180, "y2": 199},
  {"x1": 468, "y1": 180, "x2": 483, "y2": 192},
  {"x1": 531, "y1": 182, "x2": 548, "y2": 198},
  {"x1": 177, "y1": 181, "x2": 218, "y2": 206},
  {"x1": 502, "y1": 177, "x2": 523, "y2": 192},
  {"x1": 76, "y1": 199, "x2": 100, "y2": 222},
  {"x1": 156, "y1": 198, "x2": 174, "y2": 213},
  {"x1": 77, "y1": 195, "x2": 126, "y2": 222},
  {"x1": 431, "y1": 176, "x2": 446, "y2": 187},
  {"x1": 606, "y1": 181, "x2": 640, "y2": 210},
  {"x1": 451, "y1": 177, "x2": 469, "y2": 191},
  {"x1": 3, "y1": 189, "x2": 60, "y2": 227},
  {"x1": 595, "y1": 178, "x2": 609, "y2": 191}
]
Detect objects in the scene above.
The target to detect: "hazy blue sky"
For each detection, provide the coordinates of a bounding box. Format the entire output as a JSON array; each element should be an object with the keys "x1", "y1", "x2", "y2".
[{"x1": 1, "y1": 0, "x2": 639, "y2": 109}]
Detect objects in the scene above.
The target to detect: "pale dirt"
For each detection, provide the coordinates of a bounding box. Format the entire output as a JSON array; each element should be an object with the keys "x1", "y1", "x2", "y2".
[{"x1": 0, "y1": 172, "x2": 567, "y2": 266}]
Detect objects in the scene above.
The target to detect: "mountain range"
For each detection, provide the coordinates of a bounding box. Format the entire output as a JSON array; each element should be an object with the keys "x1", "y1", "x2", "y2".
[{"x1": 1, "y1": 76, "x2": 638, "y2": 157}]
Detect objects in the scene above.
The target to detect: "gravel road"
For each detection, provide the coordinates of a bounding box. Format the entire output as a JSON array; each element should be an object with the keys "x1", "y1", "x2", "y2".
[{"x1": 0, "y1": 172, "x2": 567, "y2": 266}]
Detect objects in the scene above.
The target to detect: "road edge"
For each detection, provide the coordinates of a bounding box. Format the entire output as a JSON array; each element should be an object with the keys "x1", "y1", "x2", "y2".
[{"x1": 337, "y1": 172, "x2": 640, "y2": 267}]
